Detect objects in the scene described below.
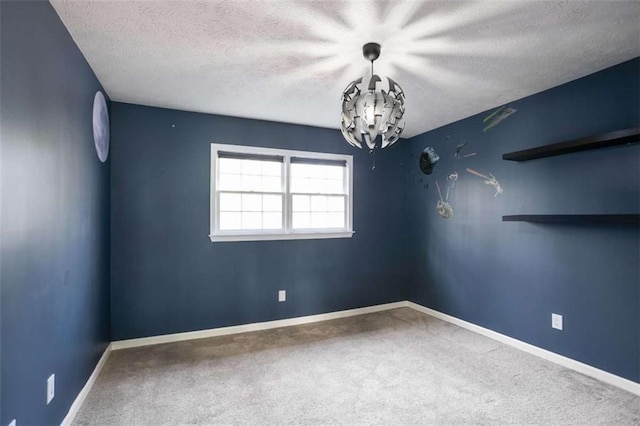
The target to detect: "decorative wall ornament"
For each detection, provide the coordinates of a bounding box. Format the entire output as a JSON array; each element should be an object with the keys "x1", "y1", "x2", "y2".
[
  {"x1": 92, "y1": 91, "x2": 110, "y2": 162},
  {"x1": 454, "y1": 140, "x2": 468, "y2": 158},
  {"x1": 419, "y1": 147, "x2": 440, "y2": 174},
  {"x1": 466, "y1": 167, "x2": 503, "y2": 196},
  {"x1": 483, "y1": 105, "x2": 517, "y2": 132},
  {"x1": 445, "y1": 172, "x2": 458, "y2": 203},
  {"x1": 341, "y1": 43, "x2": 405, "y2": 149},
  {"x1": 453, "y1": 138, "x2": 476, "y2": 159},
  {"x1": 435, "y1": 181, "x2": 453, "y2": 219}
]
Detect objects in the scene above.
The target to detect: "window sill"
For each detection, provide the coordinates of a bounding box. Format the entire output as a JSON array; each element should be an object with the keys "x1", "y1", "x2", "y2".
[{"x1": 209, "y1": 231, "x2": 354, "y2": 242}]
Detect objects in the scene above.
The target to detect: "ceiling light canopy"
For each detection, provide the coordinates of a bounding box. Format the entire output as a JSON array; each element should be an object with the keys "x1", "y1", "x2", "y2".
[{"x1": 340, "y1": 43, "x2": 405, "y2": 149}]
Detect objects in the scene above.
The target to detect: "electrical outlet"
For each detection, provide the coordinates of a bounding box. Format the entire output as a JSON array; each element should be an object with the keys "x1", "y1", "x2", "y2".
[
  {"x1": 278, "y1": 290, "x2": 286, "y2": 302},
  {"x1": 9, "y1": 419, "x2": 16, "y2": 426},
  {"x1": 47, "y1": 374, "x2": 55, "y2": 404},
  {"x1": 552, "y1": 313, "x2": 563, "y2": 331}
]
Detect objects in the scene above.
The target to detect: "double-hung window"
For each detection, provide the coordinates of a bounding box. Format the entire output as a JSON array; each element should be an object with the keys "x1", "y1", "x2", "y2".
[{"x1": 210, "y1": 144, "x2": 353, "y2": 242}]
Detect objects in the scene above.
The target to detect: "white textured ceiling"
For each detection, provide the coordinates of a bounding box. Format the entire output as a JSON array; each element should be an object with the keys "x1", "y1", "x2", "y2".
[{"x1": 51, "y1": 0, "x2": 640, "y2": 138}]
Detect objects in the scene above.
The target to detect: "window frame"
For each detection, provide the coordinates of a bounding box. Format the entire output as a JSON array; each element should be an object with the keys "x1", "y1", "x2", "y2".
[{"x1": 210, "y1": 143, "x2": 354, "y2": 242}]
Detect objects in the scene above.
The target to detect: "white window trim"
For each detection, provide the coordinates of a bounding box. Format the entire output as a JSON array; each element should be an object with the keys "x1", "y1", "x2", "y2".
[{"x1": 210, "y1": 143, "x2": 354, "y2": 242}]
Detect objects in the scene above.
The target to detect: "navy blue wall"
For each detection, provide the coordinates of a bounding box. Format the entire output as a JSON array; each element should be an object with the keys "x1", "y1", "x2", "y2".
[
  {"x1": 3, "y1": 7, "x2": 634, "y2": 425},
  {"x1": 110, "y1": 103, "x2": 409, "y2": 340},
  {"x1": 1, "y1": 1, "x2": 111, "y2": 424},
  {"x1": 407, "y1": 58, "x2": 640, "y2": 382}
]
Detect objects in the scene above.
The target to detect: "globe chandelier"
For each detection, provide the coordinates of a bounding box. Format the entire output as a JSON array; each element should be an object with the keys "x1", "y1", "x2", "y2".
[{"x1": 341, "y1": 42, "x2": 405, "y2": 150}]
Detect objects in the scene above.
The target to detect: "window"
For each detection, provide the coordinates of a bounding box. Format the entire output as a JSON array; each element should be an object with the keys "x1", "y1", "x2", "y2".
[{"x1": 210, "y1": 144, "x2": 353, "y2": 242}]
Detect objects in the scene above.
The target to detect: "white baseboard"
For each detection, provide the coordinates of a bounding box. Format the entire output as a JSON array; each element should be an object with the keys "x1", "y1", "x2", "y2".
[
  {"x1": 63, "y1": 300, "x2": 637, "y2": 426},
  {"x1": 111, "y1": 301, "x2": 409, "y2": 350},
  {"x1": 406, "y1": 301, "x2": 640, "y2": 396},
  {"x1": 60, "y1": 343, "x2": 112, "y2": 426}
]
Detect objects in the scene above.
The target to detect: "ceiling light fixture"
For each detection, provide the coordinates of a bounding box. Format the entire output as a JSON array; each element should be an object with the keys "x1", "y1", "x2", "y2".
[{"x1": 340, "y1": 42, "x2": 405, "y2": 150}]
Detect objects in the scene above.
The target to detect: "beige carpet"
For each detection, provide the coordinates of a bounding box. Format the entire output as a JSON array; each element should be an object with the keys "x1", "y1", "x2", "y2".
[{"x1": 73, "y1": 308, "x2": 639, "y2": 425}]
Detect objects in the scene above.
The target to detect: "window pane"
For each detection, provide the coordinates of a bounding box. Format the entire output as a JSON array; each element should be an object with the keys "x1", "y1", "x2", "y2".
[
  {"x1": 325, "y1": 165, "x2": 343, "y2": 180},
  {"x1": 290, "y1": 177, "x2": 309, "y2": 193},
  {"x1": 310, "y1": 212, "x2": 328, "y2": 228},
  {"x1": 220, "y1": 193, "x2": 241, "y2": 211},
  {"x1": 219, "y1": 173, "x2": 242, "y2": 191},
  {"x1": 292, "y1": 195, "x2": 310, "y2": 212},
  {"x1": 291, "y1": 164, "x2": 344, "y2": 195},
  {"x1": 219, "y1": 156, "x2": 282, "y2": 194},
  {"x1": 241, "y1": 175, "x2": 261, "y2": 192},
  {"x1": 219, "y1": 158, "x2": 241, "y2": 174},
  {"x1": 307, "y1": 165, "x2": 325, "y2": 178},
  {"x1": 309, "y1": 178, "x2": 326, "y2": 193},
  {"x1": 291, "y1": 164, "x2": 309, "y2": 177},
  {"x1": 241, "y1": 212, "x2": 262, "y2": 229},
  {"x1": 262, "y1": 212, "x2": 282, "y2": 229},
  {"x1": 241, "y1": 159, "x2": 262, "y2": 175},
  {"x1": 263, "y1": 195, "x2": 282, "y2": 212},
  {"x1": 310, "y1": 195, "x2": 327, "y2": 211},
  {"x1": 220, "y1": 212, "x2": 242, "y2": 230},
  {"x1": 292, "y1": 212, "x2": 310, "y2": 228},
  {"x1": 242, "y1": 194, "x2": 262, "y2": 211},
  {"x1": 262, "y1": 176, "x2": 281, "y2": 192},
  {"x1": 262, "y1": 161, "x2": 281, "y2": 176},
  {"x1": 327, "y1": 196, "x2": 344, "y2": 212},
  {"x1": 327, "y1": 212, "x2": 345, "y2": 228},
  {"x1": 325, "y1": 179, "x2": 344, "y2": 194}
]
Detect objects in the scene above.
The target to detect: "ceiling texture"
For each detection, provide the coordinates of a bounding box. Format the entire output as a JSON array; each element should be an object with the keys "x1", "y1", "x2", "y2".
[{"x1": 51, "y1": 0, "x2": 640, "y2": 138}]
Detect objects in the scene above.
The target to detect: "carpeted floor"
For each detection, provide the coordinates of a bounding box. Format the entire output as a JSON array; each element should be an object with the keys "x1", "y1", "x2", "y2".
[{"x1": 73, "y1": 308, "x2": 639, "y2": 425}]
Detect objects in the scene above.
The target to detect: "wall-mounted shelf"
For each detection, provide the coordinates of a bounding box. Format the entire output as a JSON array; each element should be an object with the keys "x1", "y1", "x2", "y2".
[
  {"x1": 502, "y1": 128, "x2": 639, "y2": 162},
  {"x1": 503, "y1": 129, "x2": 639, "y2": 224},
  {"x1": 502, "y1": 215, "x2": 640, "y2": 224}
]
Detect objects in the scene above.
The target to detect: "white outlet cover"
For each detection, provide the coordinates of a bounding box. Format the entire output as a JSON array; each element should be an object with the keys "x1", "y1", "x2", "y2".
[
  {"x1": 47, "y1": 374, "x2": 55, "y2": 404},
  {"x1": 9, "y1": 420, "x2": 16, "y2": 426},
  {"x1": 278, "y1": 290, "x2": 286, "y2": 302},
  {"x1": 552, "y1": 313, "x2": 563, "y2": 330}
]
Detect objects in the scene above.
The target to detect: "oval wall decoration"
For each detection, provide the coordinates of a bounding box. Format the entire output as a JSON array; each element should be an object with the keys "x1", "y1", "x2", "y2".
[{"x1": 92, "y1": 91, "x2": 110, "y2": 162}]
